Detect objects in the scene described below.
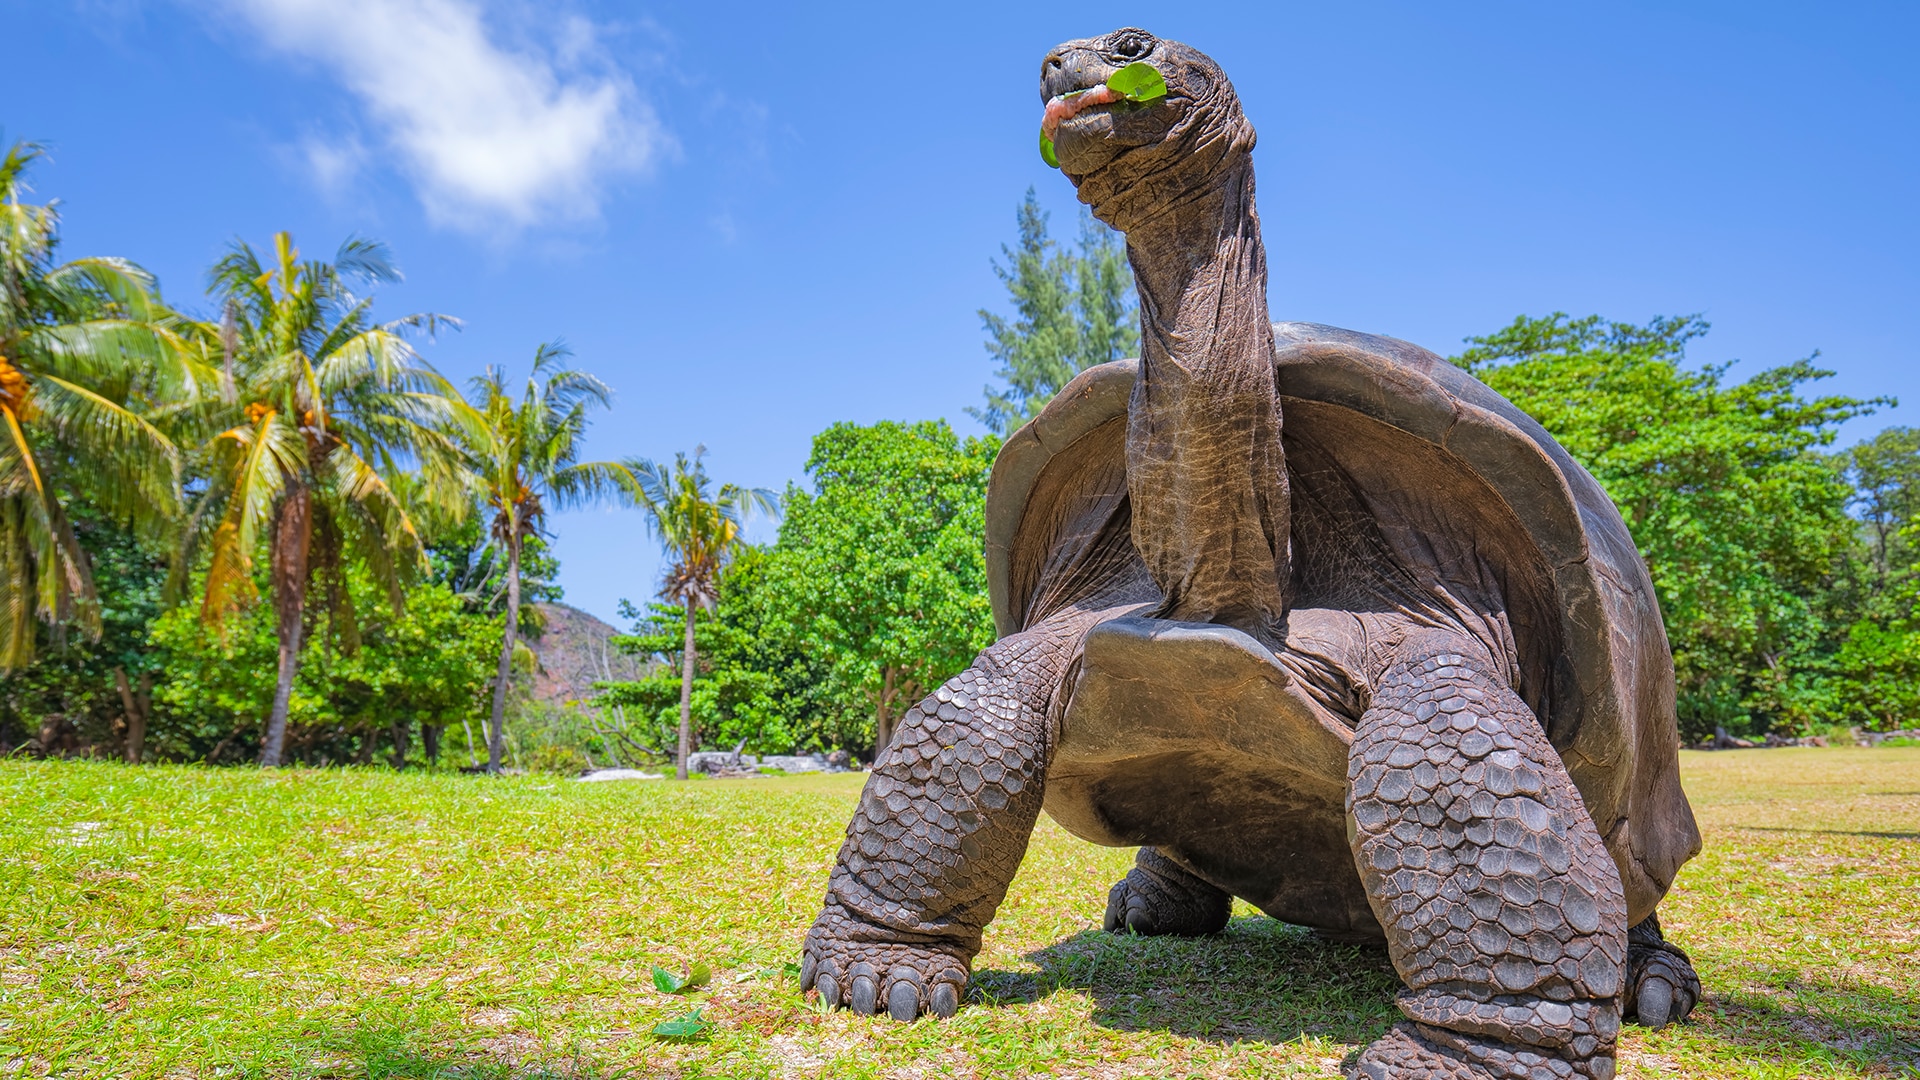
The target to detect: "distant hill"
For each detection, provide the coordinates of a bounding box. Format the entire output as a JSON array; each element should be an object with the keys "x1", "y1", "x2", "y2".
[{"x1": 523, "y1": 603, "x2": 652, "y2": 706}]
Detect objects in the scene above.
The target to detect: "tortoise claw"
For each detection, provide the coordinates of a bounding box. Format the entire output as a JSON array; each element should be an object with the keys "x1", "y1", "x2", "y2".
[
  {"x1": 886, "y1": 979, "x2": 920, "y2": 1021},
  {"x1": 849, "y1": 966, "x2": 879, "y2": 1015},
  {"x1": 1636, "y1": 976, "x2": 1675, "y2": 1029}
]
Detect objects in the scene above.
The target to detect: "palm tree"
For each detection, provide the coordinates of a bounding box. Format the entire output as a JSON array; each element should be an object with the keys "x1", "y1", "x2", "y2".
[
  {"x1": 186, "y1": 231, "x2": 461, "y2": 766},
  {"x1": 448, "y1": 342, "x2": 637, "y2": 772},
  {"x1": 0, "y1": 140, "x2": 205, "y2": 670},
  {"x1": 625, "y1": 448, "x2": 778, "y2": 780}
]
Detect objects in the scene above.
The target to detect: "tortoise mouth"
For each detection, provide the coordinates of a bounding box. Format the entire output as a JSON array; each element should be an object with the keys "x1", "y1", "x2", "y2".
[{"x1": 1042, "y1": 84, "x2": 1124, "y2": 141}]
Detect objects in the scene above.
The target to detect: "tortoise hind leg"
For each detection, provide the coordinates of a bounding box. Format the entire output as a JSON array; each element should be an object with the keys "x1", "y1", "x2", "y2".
[
  {"x1": 1346, "y1": 632, "x2": 1627, "y2": 1080},
  {"x1": 1626, "y1": 912, "x2": 1700, "y2": 1028},
  {"x1": 1104, "y1": 847, "x2": 1232, "y2": 936}
]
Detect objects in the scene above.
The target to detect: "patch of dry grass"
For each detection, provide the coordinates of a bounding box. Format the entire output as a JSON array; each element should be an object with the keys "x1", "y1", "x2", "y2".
[{"x1": 0, "y1": 747, "x2": 1914, "y2": 1078}]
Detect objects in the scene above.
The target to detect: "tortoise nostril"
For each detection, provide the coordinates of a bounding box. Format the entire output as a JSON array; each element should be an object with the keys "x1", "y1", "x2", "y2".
[{"x1": 1045, "y1": 55, "x2": 1063, "y2": 70}]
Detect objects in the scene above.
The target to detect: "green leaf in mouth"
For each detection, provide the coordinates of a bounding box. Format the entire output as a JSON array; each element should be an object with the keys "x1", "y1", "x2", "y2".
[
  {"x1": 1107, "y1": 61, "x2": 1167, "y2": 103},
  {"x1": 1041, "y1": 67, "x2": 1164, "y2": 169}
]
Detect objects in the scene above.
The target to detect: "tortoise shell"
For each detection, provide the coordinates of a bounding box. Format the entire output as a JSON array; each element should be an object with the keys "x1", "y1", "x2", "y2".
[{"x1": 983, "y1": 321, "x2": 1700, "y2": 925}]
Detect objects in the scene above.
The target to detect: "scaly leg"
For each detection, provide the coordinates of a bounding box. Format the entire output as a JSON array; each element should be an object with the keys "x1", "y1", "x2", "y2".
[
  {"x1": 1626, "y1": 912, "x2": 1700, "y2": 1028},
  {"x1": 801, "y1": 608, "x2": 1103, "y2": 1020},
  {"x1": 1104, "y1": 846, "x2": 1232, "y2": 936},
  {"x1": 1347, "y1": 634, "x2": 1628, "y2": 1080}
]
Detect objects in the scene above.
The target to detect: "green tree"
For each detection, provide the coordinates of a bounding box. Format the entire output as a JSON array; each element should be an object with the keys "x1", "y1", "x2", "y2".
[
  {"x1": 623, "y1": 448, "x2": 779, "y2": 779},
  {"x1": 186, "y1": 231, "x2": 460, "y2": 766},
  {"x1": 152, "y1": 561, "x2": 495, "y2": 765},
  {"x1": 600, "y1": 600, "x2": 788, "y2": 760},
  {"x1": 1829, "y1": 602, "x2": 1920, "y2": 732},
  {"x1": 0, "y1": 502, "x2": 168, "y2": 759},
  {"x1": 428, "y1": 514, "x2": 561, "y2": 621},
  {"x1": 0, "y1": 140, "x2": 202, "y2": 669},
  {"x1": 1822, "y1": 427, "x2": 1920, "y2": 732},
  {"x1": 1845, "y1": 426, "x2": 1920, "y2": 596},
  {"x1": 1456, "y1": 313, "x2": 1880, "y2": 737},
  {"x1": 447, "y1": 342, "x2": 636, "y2": 772},
  {"x1": 753, "y1": 420, "x2": 997, "y2": 759},
  {"x1": 599, "y1": 542, "x2": 833, "y2": 759},
  {"x1": 972, "y1": 188, "x2": 1137, "y2": 433}
]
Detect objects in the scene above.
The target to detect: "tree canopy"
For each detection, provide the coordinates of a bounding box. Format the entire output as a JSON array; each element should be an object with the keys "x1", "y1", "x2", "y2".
[
  {"x1": 1457, "y1": 313, "x2": 1886, "y2": 736},
  {"x1": 972, "y1": 189, "x2": 1137, "y2": 434}
]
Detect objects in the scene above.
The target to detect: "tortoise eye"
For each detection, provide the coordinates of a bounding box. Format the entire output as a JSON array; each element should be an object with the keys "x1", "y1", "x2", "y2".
[{"x1": 1111, "y1": 32, "x2": 1153, "y2": 60}]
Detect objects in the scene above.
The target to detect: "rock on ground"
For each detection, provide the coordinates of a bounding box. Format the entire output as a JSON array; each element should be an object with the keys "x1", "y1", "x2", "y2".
[{"x1": 575, "y1": 769, "x2": 664, "y2": 782}]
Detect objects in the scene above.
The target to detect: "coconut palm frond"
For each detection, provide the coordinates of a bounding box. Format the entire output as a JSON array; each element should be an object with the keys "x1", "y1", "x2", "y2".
[
  {"x1": 0, "y1": 502, "x2": 34, "y2": 669},
  {"x1": 315, "y1": 327, "x2": 430, "y2": 397},
  {"x1": 331, "y1": 235, "x2": 401, "y2": 288},
  {"x1": 548, "y1": 459, "x2": 640, "y2": 513},
  {"x1": 320, "y1": 447, "x2": 421, "y2": 612},
  {"x1": 199, "y1": 411, "x2": 298, "y2": 622},
  {"x1": 0, "y1": 420, "x2": 93, "y2": 665},
  {"x1": 29, "y1": 372, "x2": 180, "y2": 526},
  {"x1": 42, "y1": 256, "x2": 165, "y2": 320}
]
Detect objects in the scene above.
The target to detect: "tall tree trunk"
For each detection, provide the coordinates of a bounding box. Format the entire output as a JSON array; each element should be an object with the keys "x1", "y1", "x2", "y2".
[
  {"x1": 114, "y1": 666, "x2": 150, "y2": 765},
  {"x1": 355, "y1": 727, "x2": 379, "y2": 765},
  {"x1": 390, "y1": 718, "x2": 412, "y2": 769},
  {"x1": 261, "y1": 484, "x2": 313, "y2": 767},
  {"x1": 874, "y1": 665, "x2": 896, "y2": 761},
  {"x1": 487, "y1": 533, "x2": 522, "y2": 773},
  {"x1": 676, "y1": 598, "x2": 696, "y2": 781},
  {"x1": 422, "y1": 723, "x2": 441, "y2": 766}
]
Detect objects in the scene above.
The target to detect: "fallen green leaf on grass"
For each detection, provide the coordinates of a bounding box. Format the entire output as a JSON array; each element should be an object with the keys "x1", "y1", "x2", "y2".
[
  {"x1": 732, "y1": 960, "x2": 803, "y2": 984},
  {"x1": 651, "y1": 962, "x2": 711, "y2": 994},
  {"x1": 651, "y1": 1008, "x2": 710, "y2": 1042}
]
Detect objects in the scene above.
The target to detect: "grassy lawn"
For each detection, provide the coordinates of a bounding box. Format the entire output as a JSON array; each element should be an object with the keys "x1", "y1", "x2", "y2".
[{"x1": 2, "y1": 747, "x2": 1915, "y2": 1079}]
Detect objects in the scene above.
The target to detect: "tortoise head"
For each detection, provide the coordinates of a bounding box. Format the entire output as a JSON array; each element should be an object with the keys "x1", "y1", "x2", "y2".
[{"x1": 1040, "y1": 28, "x2": 1256, "y2": 232}]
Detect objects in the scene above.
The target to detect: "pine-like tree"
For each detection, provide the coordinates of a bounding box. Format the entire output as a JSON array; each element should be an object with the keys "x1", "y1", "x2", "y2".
[{"x1": 971, "y1": 189, "x2": 1138, "y2": 434}]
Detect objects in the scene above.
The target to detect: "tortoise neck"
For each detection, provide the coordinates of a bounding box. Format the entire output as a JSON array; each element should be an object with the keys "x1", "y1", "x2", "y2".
[
  {"x1": 1120, "y1": 154, "x2": 1291, "y2": 638},
  {"x1": 1125, "y1": 157, "x2": 1273, "y2": 378}
]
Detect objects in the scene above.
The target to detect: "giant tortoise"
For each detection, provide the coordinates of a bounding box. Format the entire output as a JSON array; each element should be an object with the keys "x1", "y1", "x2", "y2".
[{"x1": 802, "y1": 27, "x2": 1702, "y2": 1080}]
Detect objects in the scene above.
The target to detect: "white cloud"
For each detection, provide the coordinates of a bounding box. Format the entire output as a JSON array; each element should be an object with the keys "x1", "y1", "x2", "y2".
[
  {"x1": 219, "y1": 0, "x2": 668, "y2": 231},
  {"x1": 298, "y1": 133, "x2": 367, "y2": 197}
]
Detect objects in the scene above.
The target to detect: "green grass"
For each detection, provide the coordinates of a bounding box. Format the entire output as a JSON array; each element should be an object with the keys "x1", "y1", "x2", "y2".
[{"x1": 2, "y1": 748, "x2": 1915, "y2": 1078}]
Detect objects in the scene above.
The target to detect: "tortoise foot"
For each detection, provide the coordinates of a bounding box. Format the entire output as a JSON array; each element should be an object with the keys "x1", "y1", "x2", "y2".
[
  {"x1": 1625, "y1": 914, "x2": 1700, "y2": 1029},
  {"x1": 1103, "y1": 847, "x2": 1232, "y2": 936},
  {"x1": 801, "y1": 901, "x2": 969, "y2": 1021},
  {"x1": 1351, "y1": 1021, "x2": 1617, "y2": 1080}
]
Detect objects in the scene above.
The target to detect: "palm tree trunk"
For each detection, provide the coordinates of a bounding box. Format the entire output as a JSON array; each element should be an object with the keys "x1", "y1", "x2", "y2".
[
  {"x1": 487, "y1": 534, "x2": 522, "y2": 772},
  {"x1": 261, "y1": 485, "x2": 313, "y2": 767},
  {"x1": 676, "y1": 598, "x2": 697, "y2": 781}
]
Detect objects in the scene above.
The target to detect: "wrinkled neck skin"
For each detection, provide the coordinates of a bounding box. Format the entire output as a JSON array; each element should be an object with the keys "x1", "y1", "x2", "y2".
[{"x1": 1119, "y1": 153, "x2": 1290, "y2": 644}]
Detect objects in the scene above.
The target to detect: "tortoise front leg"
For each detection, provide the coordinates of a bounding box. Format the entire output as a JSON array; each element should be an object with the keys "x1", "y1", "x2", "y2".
[
  {"x1": 1346, "y1": 633, "x2": 1628, "y2": 1080},
  {"x1": 801, "y1": 609, "x2": 1097, "y2": 1021}
]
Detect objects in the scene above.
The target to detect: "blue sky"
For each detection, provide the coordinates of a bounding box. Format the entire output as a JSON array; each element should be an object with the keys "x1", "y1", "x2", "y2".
[{"x1": 8, "y1": 1, "x2": 1917, "y2": 624}]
